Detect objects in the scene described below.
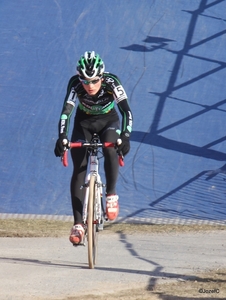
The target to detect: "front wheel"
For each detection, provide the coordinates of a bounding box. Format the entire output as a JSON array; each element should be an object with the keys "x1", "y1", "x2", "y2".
[{"x1": 87, "y1": 174, "x2": 98, "y2": 269}]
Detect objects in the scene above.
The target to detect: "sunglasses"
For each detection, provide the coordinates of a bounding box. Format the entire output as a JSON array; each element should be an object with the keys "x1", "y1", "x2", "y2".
[{"x1": 79, "y1": 76, "x2": 102, "y2": 85}]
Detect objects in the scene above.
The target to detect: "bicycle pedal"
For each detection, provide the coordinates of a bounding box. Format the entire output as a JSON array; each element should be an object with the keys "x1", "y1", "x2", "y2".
[{"x1": 73, "y1": 242, "x2": 86, "y2": 247}]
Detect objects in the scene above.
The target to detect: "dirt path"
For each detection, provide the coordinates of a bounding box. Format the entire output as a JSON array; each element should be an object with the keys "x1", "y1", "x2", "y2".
[{"x1": 0, "y1": 229, "x2": 226, "y2": 299}]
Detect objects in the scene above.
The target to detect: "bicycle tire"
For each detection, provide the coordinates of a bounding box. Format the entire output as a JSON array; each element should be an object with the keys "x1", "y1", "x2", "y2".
[{"x1": 87, "y1": 174, "x2": 98, "y2": 269}]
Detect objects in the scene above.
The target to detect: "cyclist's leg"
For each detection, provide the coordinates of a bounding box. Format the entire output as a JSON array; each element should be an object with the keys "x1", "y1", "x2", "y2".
[
  {"x1": 70, "y1": 146, "x2": 87, "y2": 224},
  {"x1": 97, "y1": 111, "x2": 120, "y2": 194},
  {"x1": 70, "y1": 144, "x2": 87, "y2": 245},
  {"x1": 70, "y1": 114, "x2": 92, "y2": 224},
  {"x1": 101, "y1": 126, "x2": 119, "y2": 195},
  {"x1": 99, "y1": 117, "x2": 120, "y2": 221}
]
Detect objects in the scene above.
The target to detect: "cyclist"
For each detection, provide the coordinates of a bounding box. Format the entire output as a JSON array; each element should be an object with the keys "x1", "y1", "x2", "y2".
[{"x1": 54, "y1": 51, "x2": 133, "y2": 245}]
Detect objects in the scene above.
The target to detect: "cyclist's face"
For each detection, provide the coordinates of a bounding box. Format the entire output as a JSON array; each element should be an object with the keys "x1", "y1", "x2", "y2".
[{"x1": 81, "y1": 77, "x2": 103, "y2": 96}]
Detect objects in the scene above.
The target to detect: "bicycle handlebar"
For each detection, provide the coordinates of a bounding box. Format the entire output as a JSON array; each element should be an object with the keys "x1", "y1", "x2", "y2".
[{"x1": 62, "y1": 141, "x2": 124, "y2": 167}]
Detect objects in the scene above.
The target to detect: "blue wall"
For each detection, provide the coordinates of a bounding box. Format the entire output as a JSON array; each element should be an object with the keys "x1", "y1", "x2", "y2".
[{"x1": 1, "y1": 0, "x2": 226, "y2": 223}]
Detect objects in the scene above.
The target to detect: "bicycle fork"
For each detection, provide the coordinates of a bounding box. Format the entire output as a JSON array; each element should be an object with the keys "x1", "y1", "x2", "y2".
[{"x1": 81, "y1": 173, "x2": 105, "y2": 231}]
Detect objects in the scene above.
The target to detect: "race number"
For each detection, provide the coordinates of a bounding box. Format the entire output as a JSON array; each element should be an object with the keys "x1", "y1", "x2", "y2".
[
  {"x1": 113, "y1": 85, "x2": 127, "y2": 102},
  {"x1": 67, "y1": 87, "x2": 76, "y2": 106}
]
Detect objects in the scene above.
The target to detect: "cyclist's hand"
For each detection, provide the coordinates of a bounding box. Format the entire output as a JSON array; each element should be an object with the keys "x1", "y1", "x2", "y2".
[
  {"x1": 54, "y1": 135, "x2": 69, "y2": 157},
  {"x1": 117, "y1": 133, "x2": 130, "y2": 156}
]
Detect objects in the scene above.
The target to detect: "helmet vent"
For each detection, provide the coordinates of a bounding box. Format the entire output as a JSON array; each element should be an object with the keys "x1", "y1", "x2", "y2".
[{"x1": 77, "y1": 51, "x2": 105, "y2": 79}]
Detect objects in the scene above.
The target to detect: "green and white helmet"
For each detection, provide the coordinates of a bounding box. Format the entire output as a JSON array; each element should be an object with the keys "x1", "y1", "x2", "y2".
[{"x1": 77, "y1": 51, "x2": 105, "y2": 79}]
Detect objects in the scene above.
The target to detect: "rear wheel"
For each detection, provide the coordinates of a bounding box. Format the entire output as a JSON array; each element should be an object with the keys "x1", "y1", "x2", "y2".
[{"x1": 87, "y1": 174, "x2": 98, "y2": 269}]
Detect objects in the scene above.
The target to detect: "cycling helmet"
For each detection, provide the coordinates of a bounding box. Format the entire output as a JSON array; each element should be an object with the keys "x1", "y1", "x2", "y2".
[{"x1": 77, "y1": 51, "x2": 105, "y2": 79}]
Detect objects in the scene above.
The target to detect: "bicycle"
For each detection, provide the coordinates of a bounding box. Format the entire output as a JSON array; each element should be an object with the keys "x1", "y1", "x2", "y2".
[{"x1": 62, "y1": 133, "x2": 124, "y2": 269}]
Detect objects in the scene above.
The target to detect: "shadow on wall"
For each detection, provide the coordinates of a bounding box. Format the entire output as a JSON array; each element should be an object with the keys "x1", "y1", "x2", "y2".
[
  {"x1": 121, "y1": 0, "x2": 226, "y2": 138},
  {"x1": 120, "y1": 0, "x2": 226, "y2": 223},
  {"x1": 122, "y1": 0, "x2": 226, "y2": 164},
  {"x1": 131, "y1": 130, "x2": 226, "y2": 162},
  {"x1": 120, "y1": 36, "x2": 175, "y2": 52}
]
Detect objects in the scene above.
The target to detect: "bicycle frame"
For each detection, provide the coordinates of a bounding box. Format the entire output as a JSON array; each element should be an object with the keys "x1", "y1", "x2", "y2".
[{"x1": 82, "y1": 143, "x2": 104, "y2": 227}]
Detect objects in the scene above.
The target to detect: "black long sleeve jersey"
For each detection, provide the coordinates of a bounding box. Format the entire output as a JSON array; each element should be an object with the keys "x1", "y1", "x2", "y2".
[{"x1": 58, "y1": 72, "x2": 133, "y2": 138}]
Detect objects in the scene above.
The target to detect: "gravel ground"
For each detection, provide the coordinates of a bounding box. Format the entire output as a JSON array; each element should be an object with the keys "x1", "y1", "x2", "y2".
[{"x1": 0, "y1": 228, "x2": 226, "y2": 300}]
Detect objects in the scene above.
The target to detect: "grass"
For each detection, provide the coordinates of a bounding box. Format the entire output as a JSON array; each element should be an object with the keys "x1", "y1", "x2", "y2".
[{"x1": 1, "y1": 219, "x2": 226, "y2": 237}]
